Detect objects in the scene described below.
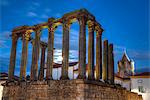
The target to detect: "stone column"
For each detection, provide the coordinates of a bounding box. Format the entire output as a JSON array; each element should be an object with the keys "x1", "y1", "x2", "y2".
[
  {"x1": 61, "y1": 20, "x2": 70, "y2": 79},
  {"x1": 77, "y1": 15, "x2": 87, "y2": 79},
  {"x1": 46, "y1": 30, "x2": 54, "y2": 80},
  {"x1": 20, "y1": 32, "x2": 30, "y2": 81},
  {"x1": 103, "y1": 40, "x2": 108, "y2": 82},
  {"x1": 30, "y1": 27, "x2": 41, "y2": 81},
  {"x1": 46, "y1": 19, "x2": 55, "y2": 80},
  {"x1": 95, "y1": 28, "x2": 103, "y2": 81},
  {"x1": 38, "y1": 43, "x2": 47, "y2": 81},
  {"x1": 108, "y1": 44, "x2": 114, "y2": 83},
  {"x1": 8, "y1": 33, "x2": 18, "y2": 81},
  {"x1": 87, "y1": 21, "x2": 95, "y2": 80}
]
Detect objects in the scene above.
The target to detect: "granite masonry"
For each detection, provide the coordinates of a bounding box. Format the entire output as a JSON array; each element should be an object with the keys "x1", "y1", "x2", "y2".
[{"x1": 2, "y1": 80, "x2": 142, "y2": 100}]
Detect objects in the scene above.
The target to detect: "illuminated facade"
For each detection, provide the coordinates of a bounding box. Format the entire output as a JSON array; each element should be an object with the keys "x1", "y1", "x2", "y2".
[
  {"x1": 7, "y1": 9, "x2": 114, "y2": 82},
  {"x1": 117, "y1": 51, "x2": 135, "y2": 78},
  {"x1": 115, "y1": 51, "x2": 135, "y2": 90},
  {"x1": 130, "y1": 72, "x2": 150, "y2": 100}
]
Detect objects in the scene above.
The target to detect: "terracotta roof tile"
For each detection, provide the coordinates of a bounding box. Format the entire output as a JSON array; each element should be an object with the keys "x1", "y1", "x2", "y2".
[{"x1": 133, "y1": 72, "x2": 150, "y2": 76}]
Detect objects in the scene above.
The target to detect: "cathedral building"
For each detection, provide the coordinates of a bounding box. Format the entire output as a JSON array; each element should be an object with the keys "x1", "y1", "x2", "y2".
[
  {"x1": 117, "y1": 51, "x2": 135, "y2": 78},
  {"x1": 115, "y1": 51, "x2": 150, "y2": 100},
  {"x1": 115, "y1": 51, "x2": 135, "y2": 90}
]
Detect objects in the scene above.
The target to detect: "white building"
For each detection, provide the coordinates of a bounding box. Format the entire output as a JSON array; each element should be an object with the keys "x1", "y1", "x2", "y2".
[
  {"x1": 44, "y1": 62, "x2": 79, "y2": 79},
  {"x1": 0, "y1": 72, "x2": 19, "y2": 100},
  {"x1": 130, "y1": 72, "x2": 150, "y2": 100},
  {"x1": 115, "y1": 75, "x2": 131, "y2": 90},
  {"x1": 115, "y1": 51, "x2": 134, "y2": 90},
  {"x1": 0, "y1": 74, "x2": 7, "y2": 100},
  {"x1": 115, "y1": 51, "x2": 150, "y2": 100},
  {"x1": 117, "y1": 51, "x2": 135, "y2": 78}
]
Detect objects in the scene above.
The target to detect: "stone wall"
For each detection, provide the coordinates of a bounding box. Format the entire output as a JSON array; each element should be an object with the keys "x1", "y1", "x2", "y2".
[{"x1": 2, "y1": 80, "x2": 142, "y2": 100}]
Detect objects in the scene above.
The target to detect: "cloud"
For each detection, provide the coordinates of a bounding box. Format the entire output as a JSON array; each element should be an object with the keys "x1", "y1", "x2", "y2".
[
  {"x1": 52, "y1": 28, "x2": 79, "y2": 50},
  {"x1": 26, "y1": 3, "x2": 51, "y2": 19},
  {"x1": 55, "y1": 13, "x2": 61, "y2": 18},
  {"x1": 28, "y1": 13, "x2": 50, "y2": 20},
  {"x1": 26, "y1": 1, "x2": 40, "y2": 14},
  {"x1": 27, "y1": 12, "x2": 37, "y2": 17},
  {"x1": 0, "y1": 56, "x2": 10, "y2": 72},
  {"x1": 0, "y1": 31, "x2": 11, "y2": 37},
  {"x1": 0, "y1": 0, "x2": 9, "y2": 6},
  {"x1": 32, "y1": 2, "x2": 40, "y2": 7},
  {"x1": 31, "y1": 20, "x2": 44, "y2": 25},
  {"x1": 128, "y1": 50, "x2": 150, "y2": 60},
  {"x1": 114, "y1": 45, "x2": 126, "y2": 55},
  {"x1": 45, "y1": 8, "x2": 51, "y2": 13},
  {"x1": 114, "y1": 45, "x2": 126, "y2": 50},
  {"x1": 40, "y1": 8, "x2": 52, "y2": 19},
  {"x1": 0, "y1": 40, "x2": 8, "y2": 48},
  {"x1": 70, "y1": 29, "x2": 79, "y2": 38},
  {"x1": 0, "y1": 31, "x2": 11, "y2": 48},
  {"x1": 53, "y1": 49, "x2": 78, "y2": 64},
  {"x1": 41, "y1": 14, "x2": 49, "y2": 19},
  {"x1": 114, "y1": 44, "x2": 150, "y2": 60}
]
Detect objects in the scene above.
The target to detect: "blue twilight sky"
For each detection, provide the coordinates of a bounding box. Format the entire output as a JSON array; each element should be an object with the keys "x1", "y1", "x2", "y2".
[{"x1": 0, "y1": 0, "x2": 149, "y2": 75}]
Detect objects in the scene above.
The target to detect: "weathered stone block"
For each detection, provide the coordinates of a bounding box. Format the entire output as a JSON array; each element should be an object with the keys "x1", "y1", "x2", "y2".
[{"x1": 2, "y1": 80, "x2": 142, "y2": 100}]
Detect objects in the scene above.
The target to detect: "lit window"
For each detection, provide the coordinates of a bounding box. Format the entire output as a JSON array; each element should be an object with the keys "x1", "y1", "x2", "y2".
[{"x1": 138, "y1": 86, "x2": 145, "y2": 93}]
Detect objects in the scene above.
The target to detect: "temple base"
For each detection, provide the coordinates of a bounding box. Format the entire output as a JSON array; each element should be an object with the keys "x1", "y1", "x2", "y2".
[
  {"x1": 2, "y1": 80, "x2": 142, "y2": 100},
  {"x1": 77, "y1": 75, "x2": 86, "y2": 79},
  {"x1": 60, "y1": 76, "x2": 69, "y2": 80}
]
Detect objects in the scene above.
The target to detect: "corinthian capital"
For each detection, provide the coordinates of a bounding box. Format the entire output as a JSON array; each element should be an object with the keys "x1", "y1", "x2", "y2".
[
  {"x1": 95, "y1": 25, "x2": 103, "y2": 36},
  {"x1": 11, "y1": 33, "x2": 19, "y2": 40},
  {"x1": 48, "y1": 24, "x2": 57, "y2": 33},
  {"x1": 77, "y1": 14, "x2": 87, "y2": 26},
  {"x1": 62, "y1": 18, "x2": 71, "y2": 29},
  {"x1": 22, "y1": 31, "x2": 31, "y2": 41},
  {"x1": 87, "y1": 20, "x2": 95, "y2": 31},
  {"x1": 33, "y1": 25, "x2": 42, "y2": 36}
]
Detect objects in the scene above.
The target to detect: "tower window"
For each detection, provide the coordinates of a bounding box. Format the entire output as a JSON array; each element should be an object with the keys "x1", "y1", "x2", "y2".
[{"x1": 138, "y1": 86, "x2": 145, "y2": 93}]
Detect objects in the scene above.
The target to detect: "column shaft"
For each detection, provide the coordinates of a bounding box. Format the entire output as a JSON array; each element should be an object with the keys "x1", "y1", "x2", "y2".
[
  {"x1": 46, "y1": 27, "x2": 54, "y2": 80},
  {"x1": 108, "y1": 44, "x2": 114, "y2": 83},
  {"x1": 20, "y1": 33, "x2": 29, "y2": 80},
  {"x1": 8, "y1": 34, "x2": 18, "y2": 81},
  {"x1": 39, "y1": 46, "x2": 46, "y2": 80},
  {"x1": 30, "y1": 29, "x2": 40, "y2": 81},
  {"x1": 103, "y1": 40, "x2": 108, "y2": 82},
  {"x1": 61, "y1": 21, "x2": 70, "y2": 79},
  {"x1": 77, "y1": 16, "x2": 86, "y2": 79},
  {"x1": 95, "y1": 33, "x2": 102, "y2": 80},
  {"x1": 88, "y1": 21, "x2": 95, "y2": 80}
]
